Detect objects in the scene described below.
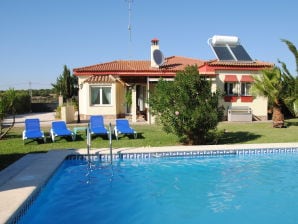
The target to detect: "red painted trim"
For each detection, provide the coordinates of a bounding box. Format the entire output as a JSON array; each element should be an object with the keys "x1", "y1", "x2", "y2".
[
  {"x1": 224, "y1": 96, "x2": 238, "y2": 102},
  {"x1": 241, "y1": 96, "x2": 254, "y2": 102}
]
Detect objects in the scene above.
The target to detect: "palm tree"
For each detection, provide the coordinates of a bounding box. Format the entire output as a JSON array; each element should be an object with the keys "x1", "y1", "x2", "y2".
[
  {"x1": 281, "y1": 39, "x2": 298, "y2": 74},
  {"x1": 253, "y1": 39, "x2": 298, "y2": 127},
  {"x1": 252, "y1": 67, "x2": 285, "y2": 127},
  {"x1": 279, "y1": 39, "x2": 298, "y2": 117}
]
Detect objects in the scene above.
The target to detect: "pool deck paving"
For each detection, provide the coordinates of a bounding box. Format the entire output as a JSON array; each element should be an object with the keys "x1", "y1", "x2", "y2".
[{"x1": 1, "y1": 143, "x2": 298, "y2": 224}]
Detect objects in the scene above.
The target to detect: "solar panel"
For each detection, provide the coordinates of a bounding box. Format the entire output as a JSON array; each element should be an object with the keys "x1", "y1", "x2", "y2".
[
  {"x1": 229, "y1": 45, "x2": 252, "y2": 61},
  {"x1": 212, "y1": 46, "x2": 234, "y2": 61},
  {"x1": 209, "y1": 35, "x2": 253, "y2": 62}
]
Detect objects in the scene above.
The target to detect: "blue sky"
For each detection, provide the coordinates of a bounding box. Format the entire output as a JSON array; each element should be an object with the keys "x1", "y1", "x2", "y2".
[{"x1": 1, "y1": 0, "x2": 297, "y2": 90}]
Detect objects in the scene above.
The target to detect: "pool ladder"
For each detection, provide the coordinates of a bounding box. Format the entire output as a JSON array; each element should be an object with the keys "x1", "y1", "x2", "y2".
[
  {"x1": 108, "y1": 123, "x2": 113, "y2": 164},
  {"x1": 86, "y1": 123, "x2": 113, "y2": 164}
]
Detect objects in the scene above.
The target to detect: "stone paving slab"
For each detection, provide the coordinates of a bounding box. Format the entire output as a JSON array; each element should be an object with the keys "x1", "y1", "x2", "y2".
[
  {"x1": 0, "y1": 149, "x2": 75, "y2": 224},
  {"x1": 0, "y1": 153, "x2": 46, "y2": 187}
]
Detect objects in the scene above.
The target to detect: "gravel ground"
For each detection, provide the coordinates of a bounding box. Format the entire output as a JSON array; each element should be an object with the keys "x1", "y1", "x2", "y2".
[{"x1": 3, "y1": 112, "x2": 56, "y2": 127}]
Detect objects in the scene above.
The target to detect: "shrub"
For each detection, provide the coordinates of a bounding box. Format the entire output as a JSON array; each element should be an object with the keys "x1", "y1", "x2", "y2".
[{"x1": 149, "y1": 65, "x2": 223, "y2": 145}]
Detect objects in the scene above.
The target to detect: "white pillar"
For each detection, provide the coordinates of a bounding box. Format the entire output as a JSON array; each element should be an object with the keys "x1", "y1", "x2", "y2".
[
  {"x1": 58, "y1": 95, "x2": 63, "y2": 106},
  {"x1": 131, "y1": 85, "x2": 137, "y2": 122},
  {"x1": 147, "y1": 77, "x2": 151, "y2": 124}
]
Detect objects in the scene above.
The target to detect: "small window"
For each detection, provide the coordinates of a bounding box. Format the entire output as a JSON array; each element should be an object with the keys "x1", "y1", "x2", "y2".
[
  {"x1": 241, "y1": 83, "x2": 251, "y2": 96},
  {"x1": 90, "y1": 86, "x2": 111, "y2": 105},
  {"x1": 224, "y1": 82, "x2": 238, "y2": 96}
]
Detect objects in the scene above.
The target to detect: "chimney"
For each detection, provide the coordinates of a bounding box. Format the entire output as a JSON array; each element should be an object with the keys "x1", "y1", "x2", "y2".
[{"x1": 151, "y1": 38, "x2": 160, "y2": 68}]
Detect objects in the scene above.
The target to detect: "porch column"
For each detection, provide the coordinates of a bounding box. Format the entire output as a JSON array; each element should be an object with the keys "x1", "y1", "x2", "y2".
[
  {"x1": 147, "y1": 76, "x2": 151, "y2": 124},
  {"x1": 131, "y1": 85, "x2": 137, "y2": 122}
]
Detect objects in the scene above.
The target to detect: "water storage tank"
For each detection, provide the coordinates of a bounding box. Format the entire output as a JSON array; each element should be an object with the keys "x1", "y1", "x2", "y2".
[{"x1": 211, "y1": 35, "x2": 239, "y2": 46}]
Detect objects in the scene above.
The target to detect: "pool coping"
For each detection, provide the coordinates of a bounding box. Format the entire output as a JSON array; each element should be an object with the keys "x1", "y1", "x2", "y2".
[{"x1": 1, "y1": 142, "x2": 298, "y2": 224}]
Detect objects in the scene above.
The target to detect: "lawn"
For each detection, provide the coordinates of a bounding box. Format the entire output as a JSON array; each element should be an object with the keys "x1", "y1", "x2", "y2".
[
  {"x1": 0, "y1": 118, "x2": 298, "y2": 171},
  {"x1": 218, "y1": 118, "x2": 298, "y2": 144}
]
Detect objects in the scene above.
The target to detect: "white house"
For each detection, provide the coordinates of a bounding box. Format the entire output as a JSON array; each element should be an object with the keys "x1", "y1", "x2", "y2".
[{"x1": 73, "y1": 37, "x2": 273, "y2": 123}]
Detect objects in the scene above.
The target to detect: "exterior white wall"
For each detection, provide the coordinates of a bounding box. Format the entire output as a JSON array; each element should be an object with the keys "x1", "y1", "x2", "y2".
[
  {"x1": 87, "y1": 84, "x2": 116, "y2": 116},
  {"x1": 78, "y1": 77, "x2": 117, "y2": 118},
  {"x1": 250, "y1": 96, "x2": 268, "y2": 118},
  {"x1": 78, "y1": 77, "x2": 88, "y2": 116},
  {"x1": 216, "y1": 70, "x2": 268, "y2": 120},
  {"x1": 210, "y1": 77, "x2": 217, "y2": 93},
  {"x1": 78, "y1": 69, "x2": 269, "y2": 122}
]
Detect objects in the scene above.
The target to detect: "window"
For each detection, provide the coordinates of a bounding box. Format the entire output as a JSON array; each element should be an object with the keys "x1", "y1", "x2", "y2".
[
  {"x1": 224, "y1": 82, "x2": 238, "y2": 96},
  {"x1": 90, "y1": 86, "x2": 111, "y2": 105},
  {"x1": 241, "y1": 83, "x2": 251, "y2": 96}
]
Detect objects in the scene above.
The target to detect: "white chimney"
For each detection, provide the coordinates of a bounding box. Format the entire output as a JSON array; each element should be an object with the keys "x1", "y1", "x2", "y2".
[{"x1": 151, "y1": 38, "x2": 160, "y2": 68}]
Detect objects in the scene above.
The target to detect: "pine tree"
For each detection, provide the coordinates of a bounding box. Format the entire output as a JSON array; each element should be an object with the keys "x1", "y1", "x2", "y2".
[{"x1": 52, "y1": 65, "x2": 77, "y2": 101}]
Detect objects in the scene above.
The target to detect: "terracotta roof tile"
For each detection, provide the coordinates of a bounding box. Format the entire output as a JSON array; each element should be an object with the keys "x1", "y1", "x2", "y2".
[
  {"x1": 206, "y1": 60, "x2": 273, "y2": 68},
  {"x1": 74, "y1": 57, "x2": 274, "y2": 77},
  {"x1": 73, "y1": 56, "x2": 205, "y2": 76}
]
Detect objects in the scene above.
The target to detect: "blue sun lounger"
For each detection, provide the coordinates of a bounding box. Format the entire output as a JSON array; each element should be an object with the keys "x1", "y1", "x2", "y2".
[
  {"x1": 89, "y1": 115, "x2": 109, "y2": 138},
  {"x1": 114, "y1": 119, "x2": 137, "y2": 140},
  {"x1": 50, "y1": 121, "x2": 74, "y2": 142},
  {"x1": 22, "y1": 118, "x2": 46, "y2": 144}
]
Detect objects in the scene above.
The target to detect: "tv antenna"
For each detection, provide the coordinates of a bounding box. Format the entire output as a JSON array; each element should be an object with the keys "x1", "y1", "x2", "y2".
[
  {"x1": 153, "y1": 49, "x2": 165, "y2": 67},
  {"x1": 127, "y1": 0, "x2": 133, "y2": 42}
]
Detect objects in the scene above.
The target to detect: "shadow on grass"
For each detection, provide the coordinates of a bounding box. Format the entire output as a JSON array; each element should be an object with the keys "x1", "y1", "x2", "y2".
[
  {"x1": 0, "y1": 151, "x2": 48, "y2": 171},
  {"x1": 4, "y1": 133, "x2": 22, "y2": 139},
  {"x1": 0, "y1": 153, "x2": 24, "y2": 171},
  {"x1": 115, "y1": 132, "x2": 144, "y2": 140},
  {"x1": 51, "y1": 136, "x2": 76, "y2": 143},
  {"x1": 286, "y1": 121, "x2": 298, "y2": 127},
  {"x1": 218, "y1": 131, "x2": 262, "y2": 144}
]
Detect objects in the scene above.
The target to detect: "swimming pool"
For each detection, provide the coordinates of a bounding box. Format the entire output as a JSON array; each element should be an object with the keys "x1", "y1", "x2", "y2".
[{"x1": 18, "y1": 151, "x2": 298, "y2": 224}]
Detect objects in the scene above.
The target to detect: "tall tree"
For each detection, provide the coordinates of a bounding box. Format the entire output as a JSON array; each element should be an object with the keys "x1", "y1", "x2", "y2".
[
  {"x1": 52, "y1": 65, "x2": 78, "y2": 101},
  {"x1": 149, "y1": 65, "x2": 223, "y2": 145}
]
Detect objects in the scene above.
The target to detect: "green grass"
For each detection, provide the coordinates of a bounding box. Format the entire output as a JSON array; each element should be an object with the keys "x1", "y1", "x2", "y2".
[
  {"x1": 217, "y1": 118, "x2": 298, "y2": 144},
  {"x1": 1, "y1": 119, "x2": 298, "y2": 171},
  {"x1": 0, "y1": 124, "x2": 179, "y2": 170}
]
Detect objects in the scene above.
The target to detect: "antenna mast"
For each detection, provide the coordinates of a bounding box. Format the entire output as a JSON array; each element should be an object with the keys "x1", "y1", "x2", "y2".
[{"x1": 127, "y1": 0, "x2": 133, "y2": 42}]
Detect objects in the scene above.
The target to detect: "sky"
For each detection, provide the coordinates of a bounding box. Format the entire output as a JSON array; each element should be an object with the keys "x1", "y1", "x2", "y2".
[{"x1": 1, "y1": 0, "x2": 298, "y2": 90}]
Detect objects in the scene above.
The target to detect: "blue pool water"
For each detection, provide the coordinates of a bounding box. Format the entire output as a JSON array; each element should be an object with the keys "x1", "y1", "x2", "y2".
[{"x1": 18, "y1": 152, "x2": 298, "y2": 224}]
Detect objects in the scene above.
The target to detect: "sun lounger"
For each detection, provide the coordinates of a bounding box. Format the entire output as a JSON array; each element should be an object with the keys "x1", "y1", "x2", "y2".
[
  {"x1": 114, "y1": 119, "x2": 137, "y2": 140},
  {"x1": 50, "y1": 121, "x2": 74, "y2": 142},
  {"x1": 89, "y1": 115, "x2": 109, "y2": 138},
  {"x1": 22, "y1": 118, "x2": 46, "y2": 144}
]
